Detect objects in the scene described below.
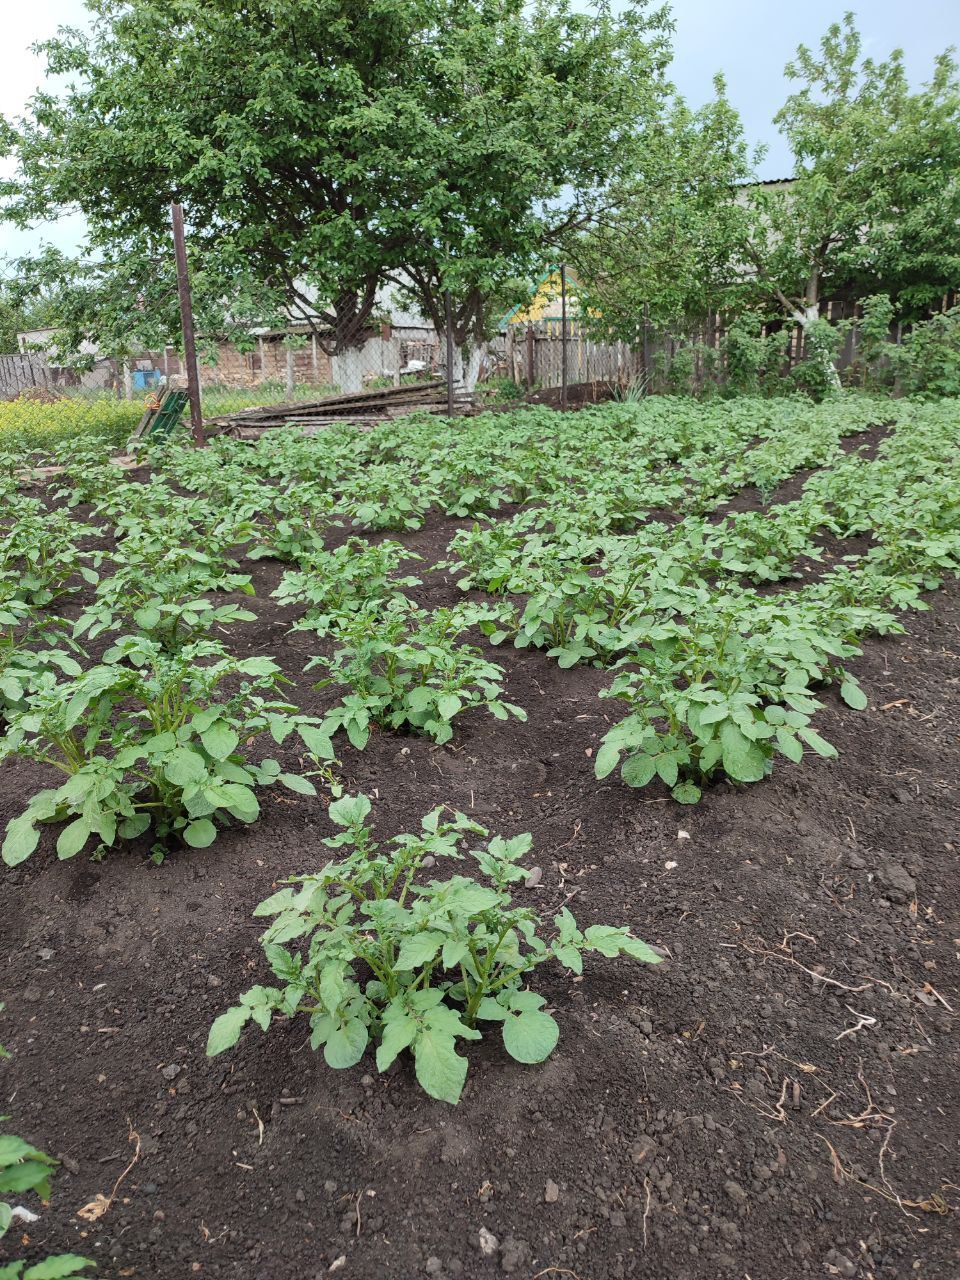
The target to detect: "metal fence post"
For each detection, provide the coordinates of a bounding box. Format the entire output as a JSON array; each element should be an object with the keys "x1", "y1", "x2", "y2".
[
  {"x1": 285, "y1": 342, "x2": 295, "y2": 400},
  {"x1": 642, "y1": 302, "x2": 651, "y2": 390}
]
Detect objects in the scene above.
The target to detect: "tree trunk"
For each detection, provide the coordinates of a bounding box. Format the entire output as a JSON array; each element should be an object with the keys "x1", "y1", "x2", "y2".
[
  {"x1": 331, "y1": 350, "x2": 363, "y2": 393},
  {"x1": 790, "y1": 272, "x2": 842, "y2": 393},
  {"x1": 450, "y1": 342, "x2": 484, "y2": 393}
]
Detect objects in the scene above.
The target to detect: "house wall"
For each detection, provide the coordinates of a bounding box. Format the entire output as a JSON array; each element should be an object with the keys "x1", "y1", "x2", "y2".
[{"x1": 161, "y1": 336, "x2": 335, "y2": 389}]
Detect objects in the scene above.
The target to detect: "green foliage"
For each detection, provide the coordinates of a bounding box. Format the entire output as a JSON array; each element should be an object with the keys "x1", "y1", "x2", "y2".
[
  {"x1": 241, "y1": 482, "x2": 339, "y2": 563},
  {"x1": 0, "y1": 1135, "x2": 59, "y2": 1236},
  {"x1": 1, "y1": 499, "x2": 98, "y2": 609},
  {"x1": 274, "y1": 540, "x2": 421, "y2": 633},
  {"x1": 0, "y1": 1260, "x2": 95, "y2": 1280},
  {"x1": 0, "y1": 392, "x2": 957, "y2": 855},
  {"x1": 5, "y1": 0, "x2": 670, "y2": 365},
  {"x1": 570, "y1": 76, "x2": 758, "y2": 334},
  {"x1": 788, "y1": 319, "x2": 844, "y2": 401},
  {"x1": 893, "y1": 307, "x2": 960, "y2": 398},
  {"x1": 0, "y1": 400, "x2": 138, "y2": 457},
  {"x1": 845, "y1": 294, "x2": 897, "y2": 390},
  {"x1": 720, "y1": 316, "x2": 790, "y2": 397},
  {"x1": 600, "y1": 583, "x2": 888, "y2": 802},
  {"x1": 0, "y1": 622, "x2": 81, "y2": 727},
  {"x1": 75, "y1": 542, "x2": 256, "y2": 650},
  {"x1": 0, "y1": 638, "x2": 332, "y2": 866},
  {"x1": 745, "y1": 16, "x2": 960, "y2": 353},
  {"x1": 568, "y1": 13, "x2": 960, "y2": 391},
  {"x1": 310, "y1": 603, "x2": 525, "y2": 747},
  {"x1": 207, "y1": 795, "x2": 662, "y2": 1103}
]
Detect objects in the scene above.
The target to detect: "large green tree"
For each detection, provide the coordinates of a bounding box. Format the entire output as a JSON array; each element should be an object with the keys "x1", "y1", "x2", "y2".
[
  {"x1": 566, "y1": 76, "x2": 757, "y2": 340},
  {"x1": 388, "y1": 0, "x2": 671, "y2": 385},
  {"x1": 3, "y1": 0, "x2": 670, "y2": 387},
  {"x1": 567, "y1": 12, "x2": 960, "y2": 391},
  {"x1": 745, "y1": 13, "x2": 960, "y2": 374}
]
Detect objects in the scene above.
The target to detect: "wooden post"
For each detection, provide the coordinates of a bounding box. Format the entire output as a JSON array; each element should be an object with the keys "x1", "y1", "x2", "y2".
[
  {"x1": 526, "y1": 324, "x2": 535, "y2": 390},
  {"x1": 444, "y1": 289, "x2": 455, "y2": 416},
  {"x1": 560, "y1": 264, "x2": 569, "y2": 411},
  {"x1": 285, "y1": 341, "x2": 295, "y2": 399},
  {"x1": 170, "y1": 201, "x2": 205, "y2": 445},
  {"x1": 642, "y1": 303, "x2": 651, "y2": 389}
]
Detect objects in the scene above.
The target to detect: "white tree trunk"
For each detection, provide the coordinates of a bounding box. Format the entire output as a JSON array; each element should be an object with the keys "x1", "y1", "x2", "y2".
[
  {"x1": 450, "y1": 343, "x2": 484, "y2": 394},
  {"x1": 791, "y1": 300, "x2": 842, "y2": 393},
  {"x1": 331, "y1": 351, "x2": 363, "y2": 393}
]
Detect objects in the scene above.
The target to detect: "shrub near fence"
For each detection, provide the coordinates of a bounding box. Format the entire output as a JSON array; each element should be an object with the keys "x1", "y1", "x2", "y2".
[
  {"x1": 0, "y1": 398, "x2": 142, "y2": 455},
  {"x1": 507, "y1": 297, "x2": 960, "y2": 399}
]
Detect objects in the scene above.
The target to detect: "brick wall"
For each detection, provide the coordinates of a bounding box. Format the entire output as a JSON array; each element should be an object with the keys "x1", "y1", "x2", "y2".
[{"x1": 160, "y1": 335, "x2": 335, "y2": 388}]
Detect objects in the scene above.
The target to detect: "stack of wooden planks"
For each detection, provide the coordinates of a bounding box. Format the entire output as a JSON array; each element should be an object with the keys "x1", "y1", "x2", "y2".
[{"x1": 206, "y1": 379, "x2": 473, "y2": 438}]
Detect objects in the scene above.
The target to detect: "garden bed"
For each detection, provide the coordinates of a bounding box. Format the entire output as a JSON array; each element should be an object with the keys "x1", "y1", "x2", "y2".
[{"x1": 1, "y1": 397, "x2": 958, "y2": 1279}]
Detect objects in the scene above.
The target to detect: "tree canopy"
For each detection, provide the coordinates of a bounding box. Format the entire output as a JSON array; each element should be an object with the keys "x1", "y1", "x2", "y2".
[
  {"x1": 566, "y1": 76, "x2": 758, "y2": 338},
  {"x1": 2, "y1": 0, "x2": 671, "y2": 369},
  {"x1": 747, "y1": 12, "x2": 960, "y2": 326},
  {"x1": 566, "y1": 10, "x2": 960, "y2": 371}
]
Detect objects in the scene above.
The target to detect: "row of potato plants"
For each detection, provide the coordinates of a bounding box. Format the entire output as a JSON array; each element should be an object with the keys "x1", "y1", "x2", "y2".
[
  {"x1": 2, "y1": 397, "x2": 958, "y2": 846},
  {"x1": 0, "y1": 397, "x2": 957, "y2": 1121}
]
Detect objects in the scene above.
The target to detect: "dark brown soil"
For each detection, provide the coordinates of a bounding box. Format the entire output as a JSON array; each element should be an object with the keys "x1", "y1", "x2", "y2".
[
  {"x1": 2, "y1": 499, "x2": 959, "y2": 1280},
  {"x1": 527, "y1": 380, "x2": 617, "y2": 408}
]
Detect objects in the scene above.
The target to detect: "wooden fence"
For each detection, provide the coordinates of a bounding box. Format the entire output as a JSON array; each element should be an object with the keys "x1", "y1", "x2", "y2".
[
  {"x1": 504, "y1": 318, "x2": 643, "y2": 389},
  {"x1": 0, "y1": 354, "x2": 57, "y2": 399},
  {"x1": 504, "y1": 291, "x2": 960, "y2": 395}
]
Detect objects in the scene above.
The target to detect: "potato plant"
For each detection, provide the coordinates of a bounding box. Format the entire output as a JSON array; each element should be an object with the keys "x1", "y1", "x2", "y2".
[
  {"x1": 593, "y1": 593, "x2": 883, "y2": 802},
  {"x1": 208, "y1": 795, "x2": 662, "y2": 1103},
  {"x1": 75, "y1": 529, "x2": 257, "y2": 649},
  {"x1": 239, "y1": 479, "x2": 339, "y2": 562},
  {"x1": 0, "y1": 500, "x2": 98, "y2": 608},
  {"x1": 274, "y1": 539, "x2": 421, "y2": 633},
  {"x1": 0, "y1": 637, "x2": 333, "y2": 866},
  {"x1": 310, "y1": 603, "x2": 525, "y2": 746}
]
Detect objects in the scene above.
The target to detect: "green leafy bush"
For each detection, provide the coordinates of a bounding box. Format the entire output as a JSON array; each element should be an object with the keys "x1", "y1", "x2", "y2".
[
  {"x1": 1, "y1": 637, "x2": 333, "y2": 866},
  {"x1": 208, "y1": 795, "x2": 662, "y2": 1103},
  {"x1": 720, "y1": 314, "x2": 790, "y2": 397},
  {"x1": 310, "y1": 603, "x2": 525, "y2": 746},
  {"x1": 893, "y1": 306, "x2": 960, "y2": 398},
  {"x1": 788, "y1": 319, "x2": 843, "y2": 400}
]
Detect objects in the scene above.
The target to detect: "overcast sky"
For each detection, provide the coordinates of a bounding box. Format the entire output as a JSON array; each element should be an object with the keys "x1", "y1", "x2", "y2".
[{"x1": 1, "y1": 0, "x2": 958, "y2": 261}]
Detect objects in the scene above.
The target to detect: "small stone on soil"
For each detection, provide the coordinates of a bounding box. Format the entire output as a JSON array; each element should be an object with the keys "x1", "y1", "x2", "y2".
[
  {"x1": 498, "y1": 1237, "x2": 532, "y2": 1273},
  {"x1": 477, "y1": 1227, "x2": 498, "y2": 1257}
]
